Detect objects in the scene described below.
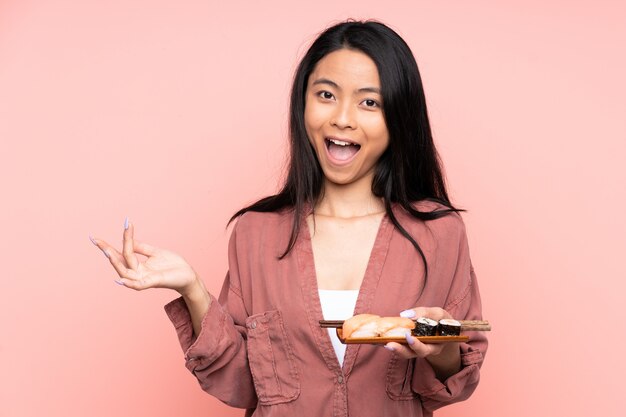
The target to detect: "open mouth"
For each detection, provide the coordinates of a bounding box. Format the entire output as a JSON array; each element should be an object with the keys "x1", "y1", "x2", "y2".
[{"x1": 325, "y1": 138, "x2": 361, "y2": 162}]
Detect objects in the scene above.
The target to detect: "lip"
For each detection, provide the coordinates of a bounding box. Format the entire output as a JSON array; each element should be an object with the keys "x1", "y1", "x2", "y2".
[{"x1": 324, "y1": 136, "x2": 361, "y2": 166}]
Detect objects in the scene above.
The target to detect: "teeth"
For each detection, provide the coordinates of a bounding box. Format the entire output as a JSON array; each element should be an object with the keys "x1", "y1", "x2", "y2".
[{"x1": 329, "y1": 139, "x2": 352, "y2": 146}]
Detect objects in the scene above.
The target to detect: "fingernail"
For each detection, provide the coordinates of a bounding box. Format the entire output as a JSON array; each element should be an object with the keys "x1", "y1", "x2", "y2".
[
  {"x1": 124, "y1": 217, "x2": 129, "y2": 230},
  {"x1": 400, "y1": 309, "x2": 416, "y2": 318},
  {"x1": 405, "y1": 332, "x2": 415, "y2": 345},
  {"x1": 115, "y1": 280, "x2": 125, "y2": 286},
  {"x1": 89, "y1": 235, "x2": 97, "y2": 246},
  {"x1": 384, "y1": 345, "x2": 395, "y2": 352},
  {"x1": 102, "y1": 250, "x2": 110, "y2": 258}
]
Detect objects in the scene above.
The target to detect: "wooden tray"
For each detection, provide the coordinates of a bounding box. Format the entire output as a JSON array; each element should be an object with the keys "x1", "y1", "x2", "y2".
[
  {"x1": 336, "y1": 328, "x2": 469, "y2": 345},
  {"x1": 320, "y1": 319, "x2": 490, "y2": 332}
]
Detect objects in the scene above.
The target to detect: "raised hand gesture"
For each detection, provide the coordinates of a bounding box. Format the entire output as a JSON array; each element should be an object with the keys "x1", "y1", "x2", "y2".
[
  {"x1": 90, "y1": 218, "x2": 199, "y2": 296},
  {"x1": 91, "y1": 218, "x2": 211, "y2": 336}
]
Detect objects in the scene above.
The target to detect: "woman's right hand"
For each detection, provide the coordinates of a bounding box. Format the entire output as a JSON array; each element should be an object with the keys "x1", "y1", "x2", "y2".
[{"x1": 91, "y1": 218, "x2": 200, "y2": 297}]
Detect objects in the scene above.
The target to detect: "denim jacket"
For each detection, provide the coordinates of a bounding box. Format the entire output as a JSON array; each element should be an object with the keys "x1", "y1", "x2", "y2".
[{"x1": 165, "y1": 202, "x2": 487, "y2": 417}]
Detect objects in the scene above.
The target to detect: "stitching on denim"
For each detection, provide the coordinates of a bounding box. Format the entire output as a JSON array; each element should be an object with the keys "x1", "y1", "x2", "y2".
[
  {"x1": 386, "y1": 355, "x2": 417, "y2": 401},
  {"x1": 443, "y1": 268, "x2": 473, "y2": 314}
]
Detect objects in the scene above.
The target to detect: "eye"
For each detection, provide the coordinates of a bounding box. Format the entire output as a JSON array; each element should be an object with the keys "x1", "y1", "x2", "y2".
[
  {"x1": 362, "y1": 99, "x2": 380, "y2": 108},
  {"x1": 318, "y1": 91, "x2": 335, "y2": 100}
]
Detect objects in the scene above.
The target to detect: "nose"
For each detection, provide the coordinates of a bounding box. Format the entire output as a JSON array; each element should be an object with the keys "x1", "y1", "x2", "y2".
[{"x1": 330, "y1": 102, "x2": 356, "y2": 130}]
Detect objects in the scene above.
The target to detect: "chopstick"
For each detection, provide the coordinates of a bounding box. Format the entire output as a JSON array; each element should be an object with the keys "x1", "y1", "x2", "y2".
[
  {"x1": 319, "y1": 319, "x2": 491, "y2": 331},
  {"x1": 319, "y1": 320, "x2": 349, "y2": 328}
]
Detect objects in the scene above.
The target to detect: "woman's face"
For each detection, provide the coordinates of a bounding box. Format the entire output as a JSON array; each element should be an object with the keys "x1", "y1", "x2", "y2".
[{"x1": 304, "y1": 48, "x2": 389, "y2": 188}]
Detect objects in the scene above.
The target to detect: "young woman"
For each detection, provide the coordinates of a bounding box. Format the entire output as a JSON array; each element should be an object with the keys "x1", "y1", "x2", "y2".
[{"x1": 92, "y1": 20, "x2": 487, "y2": 417}]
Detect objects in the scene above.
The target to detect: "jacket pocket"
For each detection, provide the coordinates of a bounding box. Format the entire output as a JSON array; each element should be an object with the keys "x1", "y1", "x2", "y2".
[
  {"x1": 246, "y1": 310, "x2": 300, "y2": 405},
  {"x1": 386, "y1": 355, "x2": 418, "y2": 400}
]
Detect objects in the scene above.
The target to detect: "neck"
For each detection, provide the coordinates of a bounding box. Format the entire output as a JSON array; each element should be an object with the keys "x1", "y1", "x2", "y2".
[{"x1": 314, "y1": 174, "x2": 385, "y2": 218}]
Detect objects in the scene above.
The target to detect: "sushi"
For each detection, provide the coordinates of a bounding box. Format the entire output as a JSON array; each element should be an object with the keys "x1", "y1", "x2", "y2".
[
  {"x1": 413, "y1": 317, "x2": 438, "y2": 336},
  {"x1": 342, "y1": 314, "x2": 380, "y2": 338},
  {"x1": 437, "y1": 319, "x2": 462, "y2": 336},
  {"x1": 377, "y1": 317, "x2": 416, "y2": 337},
  {"x1": 342, "y1": 314, "x2": 414, "y2": 338},
  {"x1": 339, "y1": 315, "x2": 469, "y2": 340}
]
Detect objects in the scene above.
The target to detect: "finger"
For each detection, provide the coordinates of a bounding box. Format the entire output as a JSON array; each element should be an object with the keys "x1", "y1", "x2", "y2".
[
  {"x1": 107, "y1": 248, "x2": 135, "y2": 279},
  {"x1": 412, "y1": 307, "x2": 444, "y2": 320},
  {"x1": 91, "y1": 237, "x2": 142, "y2": 287},
  {"x1": 133, "y1": 239, "x2": 158, "y2": 257},
  {"x1": 404, "y1": 332, "x2": 443, "y2": 358},
  {"x1": 90, "y1": 236, "x2": 112, "y2": 258},
  {"x1": 399, "y1": 307, "x2": 422, "y2": 319},
  {"x1": 94, "y1": 239, "x2": 137, "y2": 279},
  {"x1": 400, "y1": 306, "x2": 450, "y2": 321},
  {"x1": 117, "y1": 272, "x2": 159, "y2": 291},
  {"x1": 384, "y1": 342, "x2": 416, "y2": 359},
  {"x1": 122, "y1": 218, "x2": 139, "y2": 270},
  {"x1": 116, "y1": 277, "x2": 145, "y2": 291},
  {"x1": 91, "y1": 237, "x2": 125, "y2": 266}
]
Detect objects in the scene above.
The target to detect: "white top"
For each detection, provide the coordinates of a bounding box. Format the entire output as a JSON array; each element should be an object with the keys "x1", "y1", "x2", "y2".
[{"x1": 318, "y1": 289, "x2": 359, "y2": 367}]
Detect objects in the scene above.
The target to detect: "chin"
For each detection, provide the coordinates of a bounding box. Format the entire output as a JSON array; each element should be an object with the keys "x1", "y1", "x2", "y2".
[{"x1": 322, "y1": 170, "x2": 368, "y2": 187}]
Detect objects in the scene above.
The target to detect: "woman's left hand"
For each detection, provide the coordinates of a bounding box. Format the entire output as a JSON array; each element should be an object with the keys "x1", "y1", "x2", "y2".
[
  {"x1": 384, "y1": 306, "x2": 452, "y2": 359},
  {"x1": 385, "y1": 306, "x2": 462, "y2": 380}
]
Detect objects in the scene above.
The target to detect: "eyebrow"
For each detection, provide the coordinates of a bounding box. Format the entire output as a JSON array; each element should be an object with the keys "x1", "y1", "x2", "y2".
[{"x1": 312, "y1": 78, "x2": 381, "y2": 95}]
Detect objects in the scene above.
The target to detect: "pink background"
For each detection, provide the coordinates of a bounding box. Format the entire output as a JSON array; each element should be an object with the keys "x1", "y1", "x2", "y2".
[{"x1": 1, "y1": 1, "x2": 625, "y2": 416}]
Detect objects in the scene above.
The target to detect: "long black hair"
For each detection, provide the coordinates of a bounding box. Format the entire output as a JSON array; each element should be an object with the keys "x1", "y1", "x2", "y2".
[{"x1": 230, "y1": 20, "x2": 461, "y2": 278}]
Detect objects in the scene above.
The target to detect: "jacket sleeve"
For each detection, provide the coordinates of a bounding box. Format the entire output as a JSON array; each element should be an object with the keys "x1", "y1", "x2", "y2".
[
  {"x1": 411, "y1": 216, "x2": 488, "y2": 412},
  {"x1": 164, "y1": 221, "x2": 257, "y2": 409}
]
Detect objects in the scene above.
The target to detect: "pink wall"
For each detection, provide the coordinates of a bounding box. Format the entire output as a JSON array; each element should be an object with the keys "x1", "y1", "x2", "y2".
[{"x1": 1, "y1": 1, "x2": 624, "y2": 416}]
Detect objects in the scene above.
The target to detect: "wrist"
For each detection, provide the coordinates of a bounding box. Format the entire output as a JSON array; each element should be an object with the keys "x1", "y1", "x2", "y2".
[
  {"x1": 425, "y1": 343, "x2": 461, "y2": 378},
  {"x1": 178, "y1": 277, "x2": 211, "y2": 339},
  {"x1": 179, "y1": 277, "x2": 206, "y2": 300}
]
